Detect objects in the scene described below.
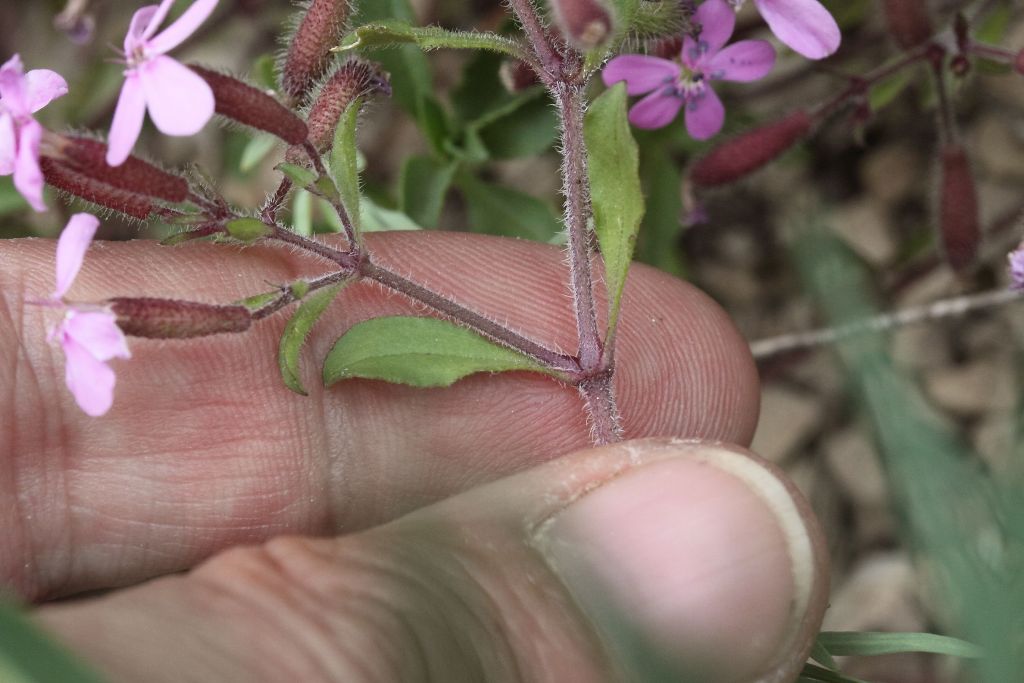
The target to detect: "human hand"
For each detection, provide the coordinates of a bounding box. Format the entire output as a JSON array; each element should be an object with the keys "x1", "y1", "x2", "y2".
[{"x1": 2, "y1": 232, "x2": 827, "y2": 682}]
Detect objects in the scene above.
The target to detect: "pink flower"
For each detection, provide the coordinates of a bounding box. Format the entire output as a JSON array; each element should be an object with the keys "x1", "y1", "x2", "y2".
[
  {"x1": 106, "y1": 0, "x2": 218, "y2": 166},
  {"x1": 50, "y1": 214, "x2": 131, "y2": 416},
  {"x1": 732, "y1": 0, "x2": 841, "y2": 60},
  {"x1": 0, "y1": 54, "x2": 68, "y2": 212},
  {"x1": 602, "y1": 0, "x2": 775, "y2": 139},
  {"x1": 1009, "y1": 247, "x2": 1024, "y2": 291}
]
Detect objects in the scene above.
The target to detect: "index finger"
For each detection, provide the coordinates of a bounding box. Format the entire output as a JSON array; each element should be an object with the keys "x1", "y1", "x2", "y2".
[{"x1": 1, "y1": 231, "x2": 759, "y2": 600}]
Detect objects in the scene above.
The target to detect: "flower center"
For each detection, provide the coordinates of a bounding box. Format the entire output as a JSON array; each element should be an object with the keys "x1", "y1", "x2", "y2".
[
  {"x1": 126, "y1": 44, "x2": 148, "y2": 68},
  {"x1": 664, "y1": 62, "x2": 707, "y2": 99}
]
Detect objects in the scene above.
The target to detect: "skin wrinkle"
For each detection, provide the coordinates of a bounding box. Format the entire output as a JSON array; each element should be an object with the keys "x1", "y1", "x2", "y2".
[{"x1": 1, "y1": 282, "x2": 35, "y2": 596}]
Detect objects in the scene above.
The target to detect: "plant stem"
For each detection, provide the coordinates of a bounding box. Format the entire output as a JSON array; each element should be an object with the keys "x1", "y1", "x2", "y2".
[
  {"x1": 554, "y1": 82, "x2": 603, "y2": 373},
  {"x1": 302, "y1": 141, "x2": 359, "y2": 248},
  {"x1": 750, "y1": 287, "x2": 1024, "y2": 359},
  {"x1": 263, "y1": 219, "x2": 579, "y2": 374},
  {"x1": 579, "y1": 371, "x2": 622, "y2": 445},
  {"x1": 269, "y1": 224, "x2": 360, "y2": 270},
  {"x1": 361, "y1": 260, "x2": 581, "y2": 374},
  {"x1": 506, "y1": 0, "x2": 562, "y2": 80},
  {"x1": 262, "y1": 178, "x2": 293, "y2": 224},
  {"x1": 251, "y1": 270, "x2": 354, "y2": 320}
]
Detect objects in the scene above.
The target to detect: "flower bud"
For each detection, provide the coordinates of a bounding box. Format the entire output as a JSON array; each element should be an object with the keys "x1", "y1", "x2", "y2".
[
  {"x1": 881, "y1": 0, "x2": 933, "y2": 51},
  {"x1": 690, "y1": 110, "x2": 812, "y2": 187},
  {"x1": 190, "y1": 66, "x2": 309, "y2": 145},
  {"x1": 281, "y1": 0, "x2": 349, "y2": 103},
  {"x1": 938, "y1": 145, "x2": 980, "y2": 273},
  {"x1": 287, "y1": 58, "x2": 389, "y2": 162},
  {"x1": 58, "y1": 136, "x2": 189, "y2": 203},
  {"x1": 108, "y1": 298, "x2": 252, "y2": 339},
  {"x1": 40, "y1": 158, "x2": 154, "y2": 220},
  {"x1": 549, "y1": 0, "x2": 614, "y2": 50}
]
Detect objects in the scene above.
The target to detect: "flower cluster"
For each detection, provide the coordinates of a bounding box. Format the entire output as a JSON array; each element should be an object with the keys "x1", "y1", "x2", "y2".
[
  {"x1": 603, "y1": 0, "x2": 775, "y2": 139},
  {"x1": 602, "y1": 0, "x2": 840, "y2": 139},
  {"x1": 4, "y1": 0, "x2": 218, "y2": 415}
]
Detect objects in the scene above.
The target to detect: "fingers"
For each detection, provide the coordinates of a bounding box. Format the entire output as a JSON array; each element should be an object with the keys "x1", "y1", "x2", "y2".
[
  {"x1": 1, "y1": 232, "x2": 759, "y2": 599},
  {"x1": 36, "y1": 440, "x2": 827, "y2": 683}
]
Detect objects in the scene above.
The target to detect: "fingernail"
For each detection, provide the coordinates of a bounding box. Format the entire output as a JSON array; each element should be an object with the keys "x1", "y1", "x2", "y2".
[{"x1": 533, "y1": 443, "x2": 825, "y2": 683}]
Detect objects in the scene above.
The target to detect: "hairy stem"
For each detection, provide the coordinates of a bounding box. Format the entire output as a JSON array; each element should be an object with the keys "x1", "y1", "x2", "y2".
[
  {"x1": 579, "y1": 372, "x2": 622, "y2": 445},
  {"x1": 361, "y1": 260, "x2": 581, "y2": 374},
  {"x1": 269, "y1": 224, "x2": 360, "y2": 270},
  {"x1": 302, "y1": 141, "x2": 359, "y2": 248},
  {"x1": 262, "y1": 178, "x2": 293, "y2": 224},
  {"x1": 506, "y1": 0, "x2": 562, "y2": 80},
  {"x1": 554, "y1": 82, "x2": 603, "y2": 372},
  {"x1": 251, "y1": 269, "x2": 355, "y2": 320}
]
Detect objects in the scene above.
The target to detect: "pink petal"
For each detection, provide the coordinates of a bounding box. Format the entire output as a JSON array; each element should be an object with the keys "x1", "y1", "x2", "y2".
[
  {"x1": 628, "y1": 90, "x2": 684, "y2": 130},
  {"x1": 63, "y1": 309, "x2": 131, "y2": 362},
  {"x1": 62, "y1": 335, "x2": 117, "y2": 417},
  {"x1": 14, "y1": 120, "x2": 45, "y2": 212},
  {"x1": 684, "y1": 86, "x2": 725, "y2": 140},
  {"x1": 684, "y1": 0, "x2": 736, "y2": 67},
  {"x1": 1009, "y1": 249, "x2": 1024, "y2": 290},
  {"x1": 148, "y1": 0, "x2": 218, "y2": 55},
  {"x1": 139, "y1": 56, "x2": 214, "y2": 136},
  {"x1": 0, "y1": 111, "x2": 14, "y2": 175},
  {"x1": 0, "y1": 54, "x2": 23, "y2": 74},
  {"x1": 754, "y1": 0, "x2": 840, "y2": 59},
  {"x1": 602, "y1": 55, "x2": 680, "y2": 96},
  {"x1": 53, "y1": 213, "x2": 100, "y2": 299},
  {"x1": 706, "y1": 40, "x2": 776, "y2": 82},
  {"x1": 142, "y1": 0, "x2": 178, "y2": 41},
  {"x1": 126, "y1": 5, "x2": 161, "y2": 53},
  {"x1": 0, "y1": 55, "x2": 27, "y2": 115},
  {"x1": 24, "y1": 69, "x2": 68, "y2": 113},
  {"x1": 106, "y1": 74, "x2": 147, "y2": 166}
]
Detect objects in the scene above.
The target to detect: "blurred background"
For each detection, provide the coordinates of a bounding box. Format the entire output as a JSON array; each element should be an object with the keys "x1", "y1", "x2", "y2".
[{"x1": 3, "y1": 1, "x2": 1024, "y2": 681}]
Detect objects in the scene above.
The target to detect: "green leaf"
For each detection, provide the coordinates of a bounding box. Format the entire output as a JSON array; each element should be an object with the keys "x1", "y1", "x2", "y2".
[
  {"x1": 252, "y1": 54, "x2": 278, "y2": 91},
  {"x1": 473, "y1": 89, "x2": 558, "y2": 159},
  {"x1": 809, "y1": 638, "x2": 838, "y2": 670},
  {"x1": 799, "y1": 663, "x2": 870, "y2": 683},
  {"x1": 279, "y1": 283, "x2": 346, "y2": 395},
  {"x1": 399, "y1": 155, "x2": 456, "y2": 227},
  {"x1": 976, "y1": 3, "x2": 1013, "y2": 44},
  {"x1": 0, "y1": 600, "x2": 108, "y2": 683},
  {"x1": 817, "y1": 631, "x2": 982, "y2": 659},
  {"x1": 418, "y1": 95, "x2": 454, "y2": 158},
  {"x1": 584, "y1": 83, "x2": 644, "y2": 344},
  {"x1": 336, "y1": 21, "x2": 525, "y2": 59},
  {"x1": 868, "y1": 71, "x2": 912, "y2": 113},
  {"x1": 361, "y1": 196, "x2": 423, "y2": 232},
  {"x1": 276, "y1": 162, "x2": 317, "y2": 188},
  {"x1": 292, "y1": 189, "x2": 313, "y2": 236},
  {"x1": 459, "y1": 173, "x2": 562, "y2": 241},
  {"x1": 225, "y1": 217, "x2": 272, "y2": 242},
  {"x1": 636, "y1": 140, "x2": 686, "y2": 277},
  {"x1": 451, "y1": 50, "x2": 514, "y2": 124},
  {"x1": 323, "y1": 316, "x2": 550, "y2": 388},
  {"x1": 239, "y1": 134, "x2": 278, "y2": 173},
  {"x1": 329, "y1": 97, "x2": 364, "y2": 231}
]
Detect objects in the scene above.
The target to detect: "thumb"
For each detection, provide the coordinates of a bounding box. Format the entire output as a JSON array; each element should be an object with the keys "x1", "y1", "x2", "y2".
[{"x1": 37, "y1": 439, "x2": 828, "y2": 683}]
